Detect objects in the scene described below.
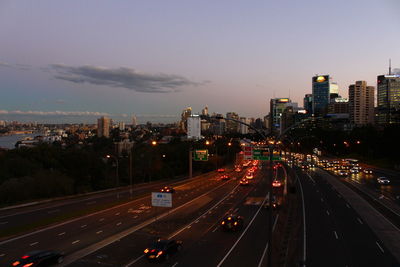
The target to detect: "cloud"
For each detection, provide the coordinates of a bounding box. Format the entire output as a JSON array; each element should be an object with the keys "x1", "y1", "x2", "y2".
[
  {"x1": 49, "y1": 64, "x2": 204, "y2": 93},
  {"x1": 0, "y1": 110, "x2": 109, "y2": 116}
]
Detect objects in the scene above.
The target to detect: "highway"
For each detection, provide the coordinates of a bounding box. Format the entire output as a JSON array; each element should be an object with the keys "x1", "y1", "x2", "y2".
[{"x1": 296, "y1": 166, "x2": 399, "y2": 267}]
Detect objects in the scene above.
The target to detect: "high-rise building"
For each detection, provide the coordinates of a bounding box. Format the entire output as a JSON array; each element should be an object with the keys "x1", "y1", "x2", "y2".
[
  {"x1": 377, "y1": 72, "x2": 400, "y2": 124},
  {"x1": 303, "y1": 94, "x2": 313, "y2": 114},
  {"x1": 269, "y1": 98, "x2": 297, "y2": 133},
  {"x1": 131, "y1": 114, "x2": 137, "y2": 127},
  {"x1": 348, "y1": 81, "x2": 374, "y2": 125},
  {"x1": 201, "y1": 106, "x2": 209, "y2": 116},
  {"x1": 226, "y1": 112, "x2": 239, "y2": 133},
  {"x1": 239, "y1": 117, "x2": 249, "y2": 134},
  {"x1": 179, "y1": 107, "x2": 192, "y2": 131},
  {"x1": 118, "y1": 121, "x2": 126, "y2": 130},
  {"x1": 328, "y1": 97, "x2": 349, "y2": 114},
  {"x1": 312, "y1": 75, "x2": 330, "y2": 115},
  {"x1": 187, "y1": 115, "x2": 201, "y2": 139},
  {"x1": 97, "y1": 116, "x2": 110, "y2": 138}
]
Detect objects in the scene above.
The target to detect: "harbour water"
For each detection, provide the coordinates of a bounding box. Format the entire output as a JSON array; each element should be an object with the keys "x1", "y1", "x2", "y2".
[{"x1": 0, "y1": 133, "x2": 41, "y2": 149}]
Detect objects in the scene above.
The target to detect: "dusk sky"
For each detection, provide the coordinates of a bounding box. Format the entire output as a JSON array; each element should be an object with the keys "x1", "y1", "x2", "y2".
[{"x1": 1, "y1": 0, "x2": 400, "y2": 123}]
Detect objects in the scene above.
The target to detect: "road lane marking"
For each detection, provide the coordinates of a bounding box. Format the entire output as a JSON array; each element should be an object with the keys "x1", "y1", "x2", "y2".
[
  {"x1": 81, "y1": 224, "x2": 87, "y2": 228},
  {"x1": 72, "y1": 240, "x2": 80, "y2": 244},
  {"x1": 99, "y1": 218, "x2": 105, "y2": 222},
  {"x1": 58, "y1": 232, "x2": 66, "y2": 236},
  {"x1": 217, "y1": 191, "x2": 269, "y2": 267},
  {"x1": 334, "y1": 231, "x2": 339, "y2": 239},
  {"x1": 133, "y1": 216, "x2": 138, "y2": 219},
  {"x1": 326, "y1": 210, "x2": 330, "y2": 216},
  {"x1": 0, "y1": 221, "x2": 8, "y2": 225},
  {"x1": 186, "y1": 226, "x2": 191, "y2": 229},
  {"x1": 297, "y1": 172, "x2": 307, "y2": 265},
  {"x1": 96, "y1": 230, "x2": 103, "y2": 234},
  {"x1": 212, "y1": 226, "x2": 219, "y2": 233},
  {"x1": 0, "y1": 254, "x2": 5, "y2": 257},
  {"x1": 376, "y1": 242, "x2": 384, "y2": 253},
  {"x1": 117, "y1": 222, "x2": 122, "y2": 226},
  {"x1": 258, "y1": 214, "x2": 279, "y2": 267},
  {"x1": 306, "y1": 173, "x2": 316, "y2": 183},
  {"x1": 30, "y1": 242, "x2": 38, "y2": 246},
  {"x1": 115, "y1": 212, "x2": 120, "y2": 216},
  {"x1": 357, "y1": 218, "x2": 363, "y2": 225},
  {"x1": 47, "y1": 209, "x2": 60, "y2": 214},
  {"x1": 194, "y1": 220, "x2": 199, "y2": 224},
  {"x1": 86, "y1": 201, "x2": 96, "y2": 205},
  {"x1": 171, "y1": 262, "x2": 178, "y2": 267},
  {"x1": 125, "y1": 255, "x2": 144, "y2": 267},
  {"x1": 346, "y1": 204, "x2": 351, "y2": 209}
]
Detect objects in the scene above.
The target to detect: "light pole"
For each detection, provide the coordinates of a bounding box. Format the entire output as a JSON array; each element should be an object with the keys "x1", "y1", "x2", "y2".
[{"x1": 106, "y1": 154, "x2": 119, "y2": 199}]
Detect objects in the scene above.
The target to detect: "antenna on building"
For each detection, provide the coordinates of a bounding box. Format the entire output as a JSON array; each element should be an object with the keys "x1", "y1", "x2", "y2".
[{"x1": 389, "y1": 58, "x2": 392, "y2": 75}]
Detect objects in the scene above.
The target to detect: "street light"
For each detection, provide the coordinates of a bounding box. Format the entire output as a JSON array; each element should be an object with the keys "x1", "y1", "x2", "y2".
[{"x1": 106, "y1": 154, "x2": 120, "y2": 199}]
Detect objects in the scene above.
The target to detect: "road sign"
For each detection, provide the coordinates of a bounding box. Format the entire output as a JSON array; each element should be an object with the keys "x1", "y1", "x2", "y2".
[
  {"x1": 151, "y1": 192, "x2": 172, "y2": 207},
  {"x1": 252, "y1": 148, "x2": 281, "y2": 161},
  {"x1": 244, "y1": 146, "x2": 253, "y2": 160},
  {"x1": 194, "y1": 149, "x2": 208, "y2": 161}
]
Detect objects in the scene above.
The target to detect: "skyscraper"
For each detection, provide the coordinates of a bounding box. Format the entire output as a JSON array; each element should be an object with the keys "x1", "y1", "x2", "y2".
[
  {"x1": 312, "y1": 75, "x2": 330, "y2": 115},
  {"x1": 97, "y1": 116, "x2": 110, "y2": 138},
  {"x1": 348, "y1": 81, "x2": 374, "y2": 125},
  {"x1": 131, "y1": 114, "x2": 137, "y2": 127},
  {"x1": 226, "y1": 112, "x2": 239, "y2": 133},
  {"x1": 179, "y1": 107, "x2": 192, "y2": 131},
  {"x1": 201, "y1": 106, "x2": 209, "y2": 116},
  {"x1": 303, "y1": 94, "x2": 313, "y2": 114},
  {"x1": 377, "y1": 72, "x2": 400, "y2": 124},
  {"x1": 269, "y1": 98, "x2": 297, "y2": 133},
  {"x1": 187, "y1": 115, "x2": 201, "y2": 139},
  {"x1": 239, "y1": 117, "x2": 249, "y2": 134}
]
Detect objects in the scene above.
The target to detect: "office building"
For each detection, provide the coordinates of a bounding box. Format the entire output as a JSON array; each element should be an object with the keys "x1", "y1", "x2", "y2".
[
  {"x1": 226, "y1": 112, "x2": 239, "y2": 133},
  {"x1": 312, "y1": 75, "x2": 339, "y2": 115},
  {"x1": 131, "y1": 114, "x2": 137, "y2": 127},
  {"x1": 239, "y1": 117, "x2": 249, "y2": 134},
  {"x1": 201, "y1": 106, "x2": 209, "y2": 116},
  {"x1": 97, "y1": 116, "x2": 110, "y2": 138},
  {"x1": 349, "y1": 81, "x2": 374, "y2": 125},
  {"x1": 118, "y1": 122, "x2": 126, "y2": 130},
  {"x1": 187, "y1": 115, "x2": 201, "y2": 139},
  {"x1": 377, "y1": 71, "x2": 400, "y2": 124},
  {"x1": 328, "y1": 97, "x2": 349, "y2": 114},
  {"x1": 179, "y1": 107, "x2": 192, "y2": 131},
  {"x1": 270, "y1": 98, "x2": 297, "y2": 133},
  {"x1": 304, "y1": 94, "x2": 313, "y2": 114}
]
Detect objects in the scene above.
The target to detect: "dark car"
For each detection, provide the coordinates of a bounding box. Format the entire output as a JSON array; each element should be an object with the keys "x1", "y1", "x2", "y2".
[
  {"x1": 144, "y1": 239, "x2": 182, "y2": 261},
  {"x1": 12, "y1": 250, "x2": 64, "y2": 267},
  {"x1": 220, "y1": 174, "x2": 230, "y2": 180},
  {"x1": 221, "y1": 215, "x2": 244, "y2": 231},
  {"x1": 264, "y1": 195, "x2": 280, "y2": 210},
  {"x1": 160, "y1": 186, "x2": 175, "y2": 193}
]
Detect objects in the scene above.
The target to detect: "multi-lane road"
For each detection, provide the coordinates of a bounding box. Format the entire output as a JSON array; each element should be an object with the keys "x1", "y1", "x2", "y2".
[{"x1": 2, "y1": 159, "x2": 400, "y2": 267}]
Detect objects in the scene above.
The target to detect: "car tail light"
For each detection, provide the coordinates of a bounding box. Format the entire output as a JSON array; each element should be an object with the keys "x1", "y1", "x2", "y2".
[
  {"x1": 23, "y1": 263, "x2": 33, "y2": 267},
  {"x1": 221, "y1": 221, "x2": 225, "y2": 225},
  {"x1": 156, "y1": 251, "x2": 163, "y2": 257},
  {"x1": 144, "y1": 248, "x2": 149, "y2": 253},
  {"x1": 151, "y1": 249, "x2": 156, "y2": 252},
  {"x1": 21, "y1": 256, "x2": 29, "y2": 259},
  {"x1": 13, "y1": 261, "x2": 20, "y2": 266},
  {"x1": 234, "y1": 222, "x2": 237, "y2": 226}
]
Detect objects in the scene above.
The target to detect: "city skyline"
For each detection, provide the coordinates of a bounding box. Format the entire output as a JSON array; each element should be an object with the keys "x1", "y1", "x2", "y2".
[{"x1": 1, "y1": 1, "x2": 400, "y2": 123}]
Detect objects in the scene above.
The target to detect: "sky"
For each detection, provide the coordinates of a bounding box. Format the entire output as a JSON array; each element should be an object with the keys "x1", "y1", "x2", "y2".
[{"x1": 1, "y1": 0, "x2": 400, "y2": 124}]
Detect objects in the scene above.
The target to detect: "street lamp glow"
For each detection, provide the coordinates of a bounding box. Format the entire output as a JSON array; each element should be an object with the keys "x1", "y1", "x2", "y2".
[
  {"x1": 228, "y1": 142, "x2": 232, "y2": 146},
  {"x1": 151, "y1": 141, "x2": 157, "y2": 146},
  {"x1": 205, "y1": 140, "x2": 210, "y2": 145}
]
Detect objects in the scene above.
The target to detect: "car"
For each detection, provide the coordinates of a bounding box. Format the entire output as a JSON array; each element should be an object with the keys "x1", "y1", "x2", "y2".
[
  {"x1": 363, "y1": 169, "x2": 373, "y2": 174},
  {"x1": 377, "y1": 177, "x2": 390, "y2": 185},
  {"x1": 301, "y1": 164, "x2": 309, "y2": 170},
  {"x1": 160, "y1": 186, "x2": 175, "y2": 193},
  {"x1": 272, "y1": 179, "x2": 282, "y2": 187},
  {"x1": 235, "y1": 167, "x2": 242, "y2": 172},
  {"x1": 337, "y1": 170, "x2": 348, "y2": 177},
  {"x1": 217, "y1": 168, "x2": 225, "y2": 173},
  {"x1": 12, "y1": 250, "x2": 64, "y2": 267},
  {"x1": 350, "y1": 168, "x2": 359, "y2": 174},
  {"x1": 239, "y1": 178, "x2": 249, "y2": 185},
  {"x1": 264, "y1": 195, "x2": 280, "y2": 209},
  {"x1": 144, "y1": 239, "x2": 182, "y2": 261},
  {"x1": 221, "y1": 215, "x2": 244, "y2": 231},
  {"x1": 245, "y1": 173, "x2": 254, "y2": 179},
  {"x1": 220, "y1": 174, "x2": 230, "y2": 180}
]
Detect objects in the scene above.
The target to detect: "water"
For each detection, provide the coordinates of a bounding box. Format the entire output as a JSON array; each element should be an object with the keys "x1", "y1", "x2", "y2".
[{"x1": 0, "y1": 133, "x2": 41, "y2": 149}]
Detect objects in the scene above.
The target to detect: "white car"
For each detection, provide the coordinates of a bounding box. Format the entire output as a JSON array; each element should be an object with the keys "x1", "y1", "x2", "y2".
[{"x1": 377, "y1": 177, "x2": 390, "y2": 185}]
